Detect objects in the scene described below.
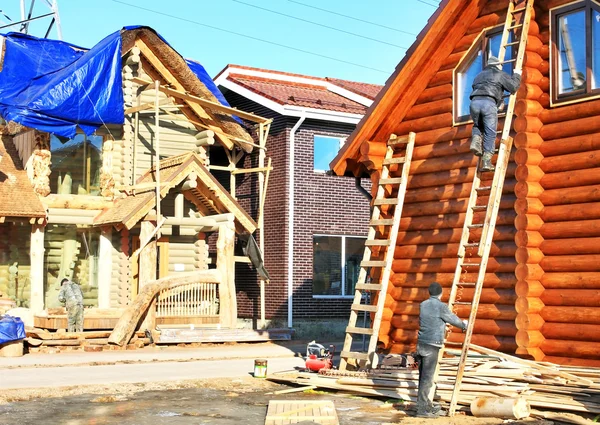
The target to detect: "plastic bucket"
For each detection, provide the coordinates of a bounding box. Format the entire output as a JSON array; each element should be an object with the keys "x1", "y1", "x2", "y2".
[{"x1": 254, "y1": 359, "x2": 268, "y2": 378}]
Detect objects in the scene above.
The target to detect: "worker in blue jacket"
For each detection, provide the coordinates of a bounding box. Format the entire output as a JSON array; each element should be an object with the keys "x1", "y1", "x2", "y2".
[
  {"x1": 416, "y1": 282, "x2": 467, "y2": 418},
  {"x1": 469, "y1": 56, "x2": 522, "y2": 172}
]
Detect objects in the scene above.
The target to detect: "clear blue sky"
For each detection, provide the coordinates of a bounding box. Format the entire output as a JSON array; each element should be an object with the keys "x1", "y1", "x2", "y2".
[{"x1": 1, "y1": 0, "x2": 441, "y2": 85}]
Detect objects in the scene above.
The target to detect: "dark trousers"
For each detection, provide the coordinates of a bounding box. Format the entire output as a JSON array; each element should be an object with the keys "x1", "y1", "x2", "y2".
[
  {"x1": 416, "y1": 342, "x2": 440, "y2": 413},
  {"x1": 470, "y1": 97, "x2": 498, "y2": 154}
]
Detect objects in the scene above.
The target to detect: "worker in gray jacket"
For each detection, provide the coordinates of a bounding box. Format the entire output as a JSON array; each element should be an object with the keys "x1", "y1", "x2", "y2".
[
  {"x1": 469, "y1": 56, "x2": 522, "y2": 172},
  {"x1": 416, "y1": 282, "x2": 467, "y2": 418},
  {"x1": 58, "y1": 278, "x2": 84, "y2": 333}
]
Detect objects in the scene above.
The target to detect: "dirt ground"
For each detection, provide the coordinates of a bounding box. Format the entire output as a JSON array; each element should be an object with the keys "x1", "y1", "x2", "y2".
[{"x1": 0, "y1": 377, "x2": 561, "y2": 425}]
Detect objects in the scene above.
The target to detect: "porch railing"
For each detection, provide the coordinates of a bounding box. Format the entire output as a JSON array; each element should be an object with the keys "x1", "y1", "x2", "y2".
[{"x1": 156, "y1": 282, "x2": 219, "y2": 317}]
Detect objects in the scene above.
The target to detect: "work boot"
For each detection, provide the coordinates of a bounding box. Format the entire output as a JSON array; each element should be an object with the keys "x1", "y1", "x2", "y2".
[
  {"x1": 470, "y1": 135, "x2": 483, "y2": 157},
  {"x1": 416, "y1": 410, "x2": 441, "y2": 418},
  {"x1": 480, "y1": 152, "x2": 495, "y2": 172}
]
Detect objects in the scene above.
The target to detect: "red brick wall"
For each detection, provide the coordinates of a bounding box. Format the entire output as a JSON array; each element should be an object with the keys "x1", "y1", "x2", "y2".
[{"x1": 220, "y1": 90, "x2": 371, "y2": 321}]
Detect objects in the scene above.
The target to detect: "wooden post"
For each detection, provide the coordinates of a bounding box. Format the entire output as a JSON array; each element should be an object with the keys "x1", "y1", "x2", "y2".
[
  {"x1": 29, "y1": 224, "x2": 45, "y2": 313},
  {"x1": 154, "y1": 79, "x2": 161, "y2": 239},
  {"x1": 217, "y1": 221, "x2": 236, "y2": 328},
  {"x1": 97, "y1": 227, "x2": 113, "y2": 308},
  {"x1": 139, "y1": 220, "x2": 157, "y2": 331}
]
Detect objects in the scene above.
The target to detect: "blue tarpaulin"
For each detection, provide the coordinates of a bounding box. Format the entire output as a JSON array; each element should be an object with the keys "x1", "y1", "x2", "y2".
[
  {"x1": 0, "y1": 26, "x2": 233, "y2": 138},
  {"x1": 0, "y1": 30, "x2": 124, "y2": 138},
  {"x1": 0, "y1": 315, "x2": 25, "y2": 345}
]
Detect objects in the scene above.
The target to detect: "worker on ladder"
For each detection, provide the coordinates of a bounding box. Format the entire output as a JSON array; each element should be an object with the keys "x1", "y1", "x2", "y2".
[
  {"x1": 469, "y1": 56, "x2": 522, "y2": 172},
  {"x1": 416, "y1": 282, "x2": 467, "y2": 418}
]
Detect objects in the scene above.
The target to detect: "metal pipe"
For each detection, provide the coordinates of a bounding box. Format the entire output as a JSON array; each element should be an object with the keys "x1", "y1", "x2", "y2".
[
  {"x1": 287, "y1": 114, "x2": 305, "y2": 328},
  {"x1": 355, "y1": 176, "x2": 372, "y2": 201}
]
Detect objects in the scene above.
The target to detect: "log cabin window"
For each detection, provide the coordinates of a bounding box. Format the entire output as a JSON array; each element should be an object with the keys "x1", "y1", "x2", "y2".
[
  {"x1": 50, "y1": 134, "x2": 103, "y2": 195},
  {"x1": 455, "y1": 29, "x2": 514, "y2": 122},
  {"x1": 313, "y1": 235, "x2": 365, "y2": 298},
  {"x1": 314, "y1": 135, "x2": 344, "y2": 172},
  {"x1": 551, "y1": 1, "x2": 600, "y2": 103}
]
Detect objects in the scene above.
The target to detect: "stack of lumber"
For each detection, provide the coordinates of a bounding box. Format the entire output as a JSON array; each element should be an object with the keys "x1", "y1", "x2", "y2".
[
  {"x1": 268, "y1": 346, "x2": 600, "y2": 418},
  {"x1": 25, "y1": 328, "x2": 151, "y2": 353}
]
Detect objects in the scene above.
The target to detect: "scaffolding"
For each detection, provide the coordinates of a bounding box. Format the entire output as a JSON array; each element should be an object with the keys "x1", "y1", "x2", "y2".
[{"x1": 0, "y1": 0, "x2": 62, "y2": 39}]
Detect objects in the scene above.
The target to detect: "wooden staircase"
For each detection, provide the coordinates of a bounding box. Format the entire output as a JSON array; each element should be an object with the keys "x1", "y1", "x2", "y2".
[{"x1": 339, "y1": 132, "x2": 416, "y2": 371}]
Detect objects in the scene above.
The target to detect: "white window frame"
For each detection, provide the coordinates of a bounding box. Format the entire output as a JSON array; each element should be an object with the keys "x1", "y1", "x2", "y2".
[
  {"x1": 313, "y1": 135, "x2": 345, "y2": 173},
  {"x1": 312, "y1": 234, "x2": 366, "y2": 299}
]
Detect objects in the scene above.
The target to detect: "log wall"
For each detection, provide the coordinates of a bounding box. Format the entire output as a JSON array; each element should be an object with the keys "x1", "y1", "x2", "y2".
[
  {"x1": 0, "y1": 224, "x2": 31, "y2": 307},
  {"x1": 364, "y1": 0, "x2": 600, "y2": 366}
]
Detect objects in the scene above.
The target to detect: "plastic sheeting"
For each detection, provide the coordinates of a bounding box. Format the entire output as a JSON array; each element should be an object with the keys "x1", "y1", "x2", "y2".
[
  {"x1": 0, "y1": 315, "x2": 26, "y2": 345},
  {"x1": 0, "y1": 30, "x2": 124, "y2": 138}
]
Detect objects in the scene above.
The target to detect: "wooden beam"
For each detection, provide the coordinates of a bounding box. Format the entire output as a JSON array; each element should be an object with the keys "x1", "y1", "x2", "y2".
[
  {"x1": 231, "y1": 166, "x2": 273, "y2": 175},
  {"x1": 133, "y1": 42, "x2": 236, "y2": 150},
  {"x1": 29, "y1": 224, "x2": 45, "y2": 313},
  {"x1": 131, "y1": 217, "x2": 166, "y2": 259},
  {"x1": 139, "y1": 220, "x2": 158, "y2": 332},
  {"x1": 130, "y1": 77, "x2": 270, "y2": 124},
  {"x1": 217, "y1": 223, "x2": 236, "y2": 328}
]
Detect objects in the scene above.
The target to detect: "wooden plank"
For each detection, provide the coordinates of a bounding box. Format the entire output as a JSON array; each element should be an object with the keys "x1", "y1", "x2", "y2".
[{"x1": 265, "y1": 400, "x2": 338, "y2": 425}]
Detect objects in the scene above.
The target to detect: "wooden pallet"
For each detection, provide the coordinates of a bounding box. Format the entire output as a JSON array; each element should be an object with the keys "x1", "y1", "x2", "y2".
[{"x1": 265, "y1": 400, "x2": 338, "y2": 425}]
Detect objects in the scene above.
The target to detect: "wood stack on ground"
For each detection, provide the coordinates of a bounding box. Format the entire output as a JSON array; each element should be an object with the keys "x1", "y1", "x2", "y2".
[
  {"x1": 268, "y1": 345, "x2": 600, "y2": 420},
  {"x1": 25, "y1": 328, "x2": 150, "y2": 353}
]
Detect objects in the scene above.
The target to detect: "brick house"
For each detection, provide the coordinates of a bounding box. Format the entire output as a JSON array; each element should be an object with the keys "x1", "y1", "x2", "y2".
[{"x1": 214, "y1": 65, "x2": 382, "y2": 330}]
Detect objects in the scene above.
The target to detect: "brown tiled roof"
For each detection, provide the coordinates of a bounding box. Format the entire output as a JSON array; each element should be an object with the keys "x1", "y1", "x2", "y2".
[
  {"x1": 228, "y1": 74, "x2": 369, "y2": 114},
  {"x1": 0, "y1": 136, "x2": 46, "y2": 218},
  {"x1": 325, "y1": 78, "x2": 382, "y2": 100},
  {"x1": 94, "y1": 153, "x2": 257, "y2": 234}
]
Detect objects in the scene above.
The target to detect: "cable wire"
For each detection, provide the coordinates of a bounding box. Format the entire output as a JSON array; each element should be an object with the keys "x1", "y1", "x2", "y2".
[
  {"x1": 232, "y1": 0, "x2": 408, "y2": 49},
  {"x1": 415, "y1": 0, "x2": 440, "y2": 8},
  {"x1": 286, "y1": 0, "x2": 417, "y2": 36},
  {"x1": 110, "y1": 0, "x2": 390, "y2": 74}
]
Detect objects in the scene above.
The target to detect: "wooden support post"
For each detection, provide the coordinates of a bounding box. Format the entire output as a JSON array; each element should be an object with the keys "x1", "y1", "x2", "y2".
[
  {"x1": 174, "y1": 193, "x2": 184, "y2": 219},
  {"x1": 154, "y1": 79, "x2": 161, "y2": 239},
  {"x1": 29, "y1": 224, "x2": 45, "y2": 313},
  {"x1": 217, "y1": 222, "x2": 236, "y2": 328},
  {"x1": 97, "y1": 227, "x2": 113, "y2": 308},
  {"x1": 139, "y1": 220, "x2": 157, "y2": 331}
]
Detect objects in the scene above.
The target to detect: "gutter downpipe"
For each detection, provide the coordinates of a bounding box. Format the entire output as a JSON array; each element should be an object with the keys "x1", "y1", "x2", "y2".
[
  {"x1": 288, "y1": 113, "x2": 305, "y2": 328},
  {"x1": 355, "y1": 177, "x2": 372, "y2": 201}
]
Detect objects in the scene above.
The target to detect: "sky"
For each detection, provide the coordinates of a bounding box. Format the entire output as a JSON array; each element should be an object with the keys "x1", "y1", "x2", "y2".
[{"x1": 0, "y1": 0, "x2": 441, "y2": 85}]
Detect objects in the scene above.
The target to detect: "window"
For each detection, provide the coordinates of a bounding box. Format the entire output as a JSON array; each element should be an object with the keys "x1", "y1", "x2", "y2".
[
  {"x1": 313, "y1": 135, "x2": 343, "y2": 172},
  {"x1": 551, "y1": 1, "x2": 600, "y2": 102},
  {"x1": 50, "y1": 134, "x2": 103, "y2": 195},
  {"x1": 313, "y1": 235, "x2": 365, "y2": 297},
  {"x1": 455, "y1": 29, "x2": 514, "y2": 122}
]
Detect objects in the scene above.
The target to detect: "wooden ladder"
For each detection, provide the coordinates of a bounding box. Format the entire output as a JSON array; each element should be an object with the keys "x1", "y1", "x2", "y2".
[
  {"x1": 339, "y1": 132, "x2": 416, "y2": 372},
  {"x1": 444, "y1": 0, "x2": 534, "y2": 416}
]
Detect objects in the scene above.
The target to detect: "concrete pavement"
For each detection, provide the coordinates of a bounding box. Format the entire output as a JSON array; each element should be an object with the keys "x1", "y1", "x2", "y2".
[{"x1": 0, "y1": 341, "x2": 312, "y2": 390}]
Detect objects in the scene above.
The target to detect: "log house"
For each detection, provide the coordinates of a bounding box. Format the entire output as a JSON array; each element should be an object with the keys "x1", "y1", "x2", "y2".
[
  {"x1": 0, "y1": 27, "x2": 275, "y2": 337},
  {"x1": 332, "y1": 0, "x2": 600, "y2": 366}
]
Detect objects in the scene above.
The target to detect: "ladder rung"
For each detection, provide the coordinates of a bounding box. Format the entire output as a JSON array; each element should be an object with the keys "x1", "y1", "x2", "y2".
[
  {"x1": 346, "y1": 326, "x2": 374, "y2": 336},
  {"x1": 463, "y1": 242, "x2": 480, "y2": 247},
  {"x1": 355, "y1": 283, "x2": 383, "y2": 291},
  {"x1": 388, "y1": 135, "x2": 410, "y2": 146},
  {"x1": 370, "y1": 219, "x2": 393, "y2": 226},
  {"x1": 453, "y1": 301, "x2": 472, "y2": 306},
  {"x1": 471, "y1": 205, "x2": 487, "y2": 211},
  {"x1": 504, "y1": 41, "x2": 520, "y2": 47},
  {"x1": 379, "y1": 177, "x2": 403, "y2": 185},
  {"x1": 511, "y1": 6, "x2": 527, "y2": 13},
  {"x1": 507, "y1": 24, "x2": 523, "y2": 30},
  {"x1": 364, "y1": 239, "x2": 391, "y2": 246},
  {"x1": 476, "y1": 186, "x2": 492, "y2": 192},
  {"x1": 445, "y1": 341, "x2": 463, "y2": 347},
  {"x1": 468, "y1": 223, "x2": 484, "y2": 229},
  {"x1": 361, "y1": 260, "x2": 386, "y2": 268},
  {"x1": 462, "y1": 263, "x2": 481, "y2": 267},
  {"x1": 373, "y1": 198, "x2": 399, "y2": 206},
  {"x1": 383, "y1": 157, "x2": 406, "y2": 165},
  {"x1": 351, "y1": 304, "x2": 378, "y2": 313},
  {"x1": 459, "y1": 282, "x2": 477, "y2": 286},
  {"x1": 340, "y1": 351, "x2": 369, "y2": 360},
  {"x1": 498, "y1": 58, "x2": 517, "y2": 64}
]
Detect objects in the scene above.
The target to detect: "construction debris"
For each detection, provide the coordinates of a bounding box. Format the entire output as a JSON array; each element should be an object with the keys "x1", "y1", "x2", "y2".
[
  {"x1": 25, "y1": 328, "x2": 150, "y2": 353},
  {"x1": 268, "y1": 346, "x2": 600, "y2": 420}
]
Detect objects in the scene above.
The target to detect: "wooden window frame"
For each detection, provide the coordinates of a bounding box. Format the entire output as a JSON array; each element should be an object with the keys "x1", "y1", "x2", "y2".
[
  {"x1": 551, "y1": 0, "x2": 600, "y2": 105},
  {"x1": 453, "y1": 26, "x2": 514, "y2": 124}
]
